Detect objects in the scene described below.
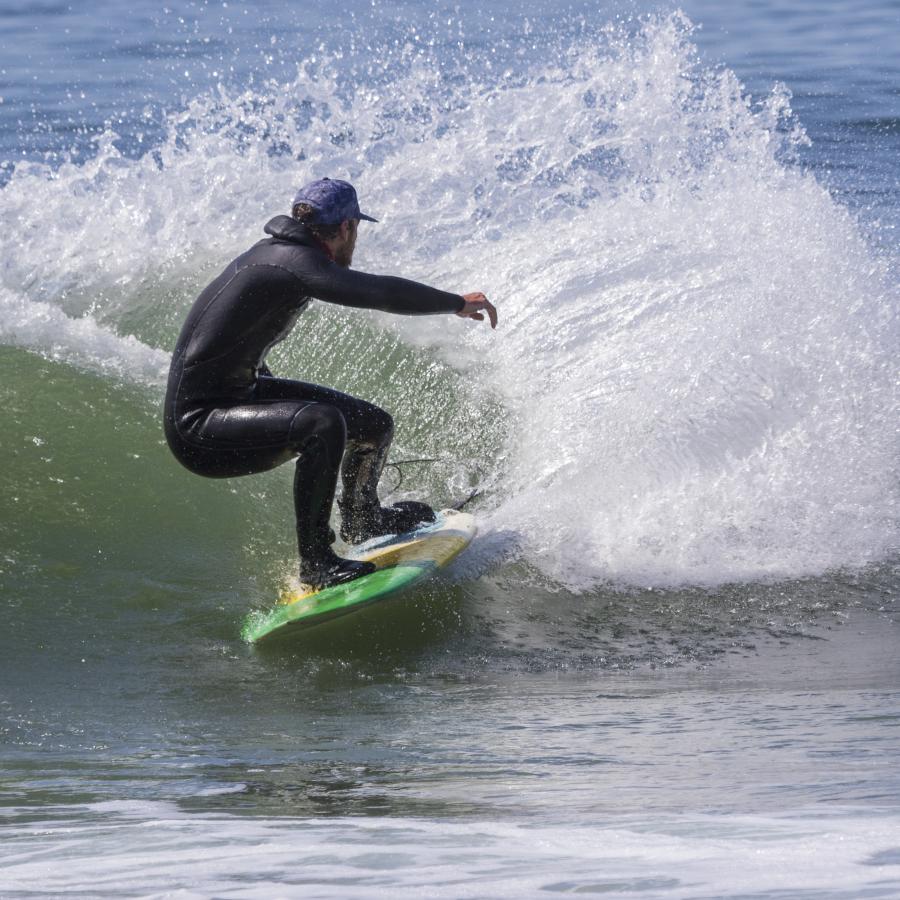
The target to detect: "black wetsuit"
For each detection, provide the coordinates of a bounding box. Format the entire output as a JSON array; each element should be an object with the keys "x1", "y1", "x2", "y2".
[{"x1": 164, "y1": 215, "x2": 464, "y2": 569}]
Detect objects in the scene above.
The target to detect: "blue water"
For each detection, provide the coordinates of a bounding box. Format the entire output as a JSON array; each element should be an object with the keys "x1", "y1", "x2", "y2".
[
  {"x1": 5, "y1": 1, "x2": 899, "y2": 225},
  {"x1": 1, "y1": 1, "x2": 899, "y2": 897}
]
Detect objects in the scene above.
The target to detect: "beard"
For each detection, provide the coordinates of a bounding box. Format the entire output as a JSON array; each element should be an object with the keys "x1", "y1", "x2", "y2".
[
  {"x1": 334, "y1": 244, "x2": 353, "y2": 268},
  {"x1": 333, "y1": 226, "x2": 357, "y2": 267}
]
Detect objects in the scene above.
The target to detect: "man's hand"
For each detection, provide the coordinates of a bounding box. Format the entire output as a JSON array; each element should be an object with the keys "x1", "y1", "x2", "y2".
[{"x1": 456, "y1": 292, "x2": 498, "y2": 329}]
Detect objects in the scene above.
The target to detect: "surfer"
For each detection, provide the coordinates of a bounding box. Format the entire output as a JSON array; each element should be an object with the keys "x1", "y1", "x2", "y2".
[{"x1": 164, "y1": 177, "x2": 496, "y2": 588}]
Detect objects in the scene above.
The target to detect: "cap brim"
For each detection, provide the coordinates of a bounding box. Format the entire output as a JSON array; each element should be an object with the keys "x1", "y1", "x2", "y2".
[{"x1": 359, "y1": 213, "x2": 378, "y2": 223}]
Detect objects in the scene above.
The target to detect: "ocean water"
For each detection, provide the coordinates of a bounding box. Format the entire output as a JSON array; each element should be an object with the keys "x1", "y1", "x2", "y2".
[{"x1": 1, "y1": 1, "x2": 899, "y2": 897}]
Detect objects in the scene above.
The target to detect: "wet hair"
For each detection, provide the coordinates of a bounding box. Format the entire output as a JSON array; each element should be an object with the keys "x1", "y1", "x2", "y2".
[{"x1": 291, "y1": 202, "x2": 342, "y2": 241}]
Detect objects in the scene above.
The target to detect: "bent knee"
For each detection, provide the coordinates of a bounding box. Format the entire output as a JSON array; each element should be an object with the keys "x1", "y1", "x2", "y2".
[
  {"x1": 373, "y1": 407, "x2": 394, "y2": 441},
  {"x1": 290, "y1": 403, "x2": 347, "y2": 455},
  {"x1": 356, "y1": 405, "x2": 393, "y2": 446}
]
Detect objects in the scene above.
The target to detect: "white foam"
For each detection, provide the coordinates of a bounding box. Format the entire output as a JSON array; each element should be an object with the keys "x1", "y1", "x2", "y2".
[
  {"x1": 2, "y1": 802, "x2": 899, "y2": 898},
  {"x1": 0, "y1": 285, "x2": 170, "y2": 384},
  {"x1": 385, "y1": 15, "x2": 899, "y2": 589}
]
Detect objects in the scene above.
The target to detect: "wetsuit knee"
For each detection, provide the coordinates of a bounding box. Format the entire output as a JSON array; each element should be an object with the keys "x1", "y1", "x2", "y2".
[
  {"x1": 351, "y1": 405, "x2": 393, "y2": 449},
  {"x1": 290, "y1": 403, "x2": 346, "y2": 464},
  {"x1": 376, "y1": 408, "x2": 394, "y2": 443}
]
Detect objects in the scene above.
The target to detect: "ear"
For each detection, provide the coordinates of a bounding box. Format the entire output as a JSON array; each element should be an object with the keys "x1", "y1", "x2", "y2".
[{"x1": 339, "y1": 219, "x2": 353, "y2": 240}]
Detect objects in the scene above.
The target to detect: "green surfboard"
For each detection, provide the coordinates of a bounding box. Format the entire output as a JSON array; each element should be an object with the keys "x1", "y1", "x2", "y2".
[{"x1": 241, "y1": 509, "x2": 476, "y2": 644}]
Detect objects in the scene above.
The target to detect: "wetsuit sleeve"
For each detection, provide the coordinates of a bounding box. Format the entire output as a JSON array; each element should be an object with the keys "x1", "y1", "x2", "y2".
[{"x1": 302, "y1": 258, "x2": 466, "y2": 316}]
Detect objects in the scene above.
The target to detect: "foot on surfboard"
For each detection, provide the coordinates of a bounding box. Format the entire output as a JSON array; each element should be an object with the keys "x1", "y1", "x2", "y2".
[
  {"x1": 299, "y1": 551, "x2": 376, "y2": 590},
  {"x1": 339, "y1": 500, "x2": 436, "y2": 545}
]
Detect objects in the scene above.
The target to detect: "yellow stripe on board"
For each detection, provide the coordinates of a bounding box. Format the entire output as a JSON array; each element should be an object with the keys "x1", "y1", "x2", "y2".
[{"x1": 279, "y1": 511, "x2": 476, "y2": 607}]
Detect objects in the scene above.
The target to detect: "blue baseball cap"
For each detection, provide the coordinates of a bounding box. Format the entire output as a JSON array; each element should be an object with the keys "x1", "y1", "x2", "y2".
[{"x1": 291, "y1": 178, "x2": 378, "y2": 225}]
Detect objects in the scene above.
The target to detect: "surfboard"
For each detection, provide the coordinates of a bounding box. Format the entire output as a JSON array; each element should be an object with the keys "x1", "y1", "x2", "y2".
[{"x1": 241, "y1": 508, "x2": 477, "y2": 645}]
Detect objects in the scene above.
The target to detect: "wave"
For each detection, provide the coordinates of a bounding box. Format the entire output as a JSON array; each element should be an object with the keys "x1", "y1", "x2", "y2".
[{"x1": 1, "y1": 12, "x2": 896, "y2": 588}]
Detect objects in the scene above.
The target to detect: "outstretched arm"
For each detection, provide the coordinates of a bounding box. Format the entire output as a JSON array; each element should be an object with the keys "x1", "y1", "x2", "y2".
[
  {"x1": 301, "y1": 256, "x2": 498, "y2": 326},
  {"x1": 305, "y1": 259, "x2": 466, "y2": 316}
]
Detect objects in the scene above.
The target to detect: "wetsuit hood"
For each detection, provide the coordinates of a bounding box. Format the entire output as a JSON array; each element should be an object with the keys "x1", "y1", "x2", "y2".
[{"x1": 264, "y1": 215, "x2": 319, "y2": 246}]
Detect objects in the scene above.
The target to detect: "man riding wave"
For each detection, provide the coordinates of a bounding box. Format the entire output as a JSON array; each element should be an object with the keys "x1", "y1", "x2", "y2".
[{"x1": 164, "y1": 178, "x2": 497, "y2": 588}]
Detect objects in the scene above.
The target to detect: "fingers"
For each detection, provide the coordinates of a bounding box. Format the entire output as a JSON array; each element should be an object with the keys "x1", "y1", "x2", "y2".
[
  {"x1": 472, "y1": 299, "x2": 496, "y2": 329},
  {"x1": 459, "y1": 292, "x2": 498, "y2": 329}
]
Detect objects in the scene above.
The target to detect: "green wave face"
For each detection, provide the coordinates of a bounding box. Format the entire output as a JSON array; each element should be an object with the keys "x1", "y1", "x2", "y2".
[{"x1": 0, "y1": 318, "x2": 499, "y2": 657}]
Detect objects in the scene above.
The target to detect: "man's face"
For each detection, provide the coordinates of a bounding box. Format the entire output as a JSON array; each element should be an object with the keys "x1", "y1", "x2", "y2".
[{"x1": 334, "y1": 218, "x2": 358, "y2": 268}]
